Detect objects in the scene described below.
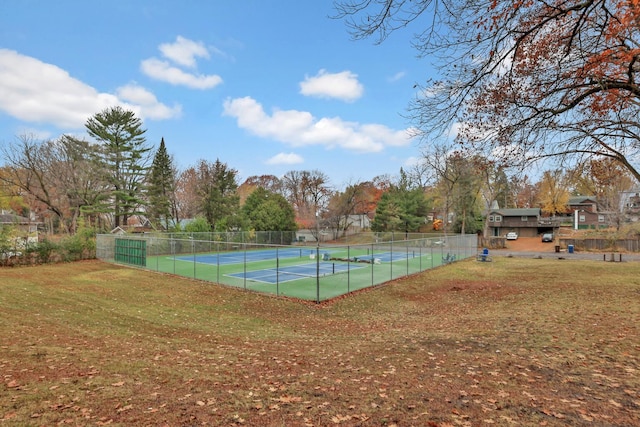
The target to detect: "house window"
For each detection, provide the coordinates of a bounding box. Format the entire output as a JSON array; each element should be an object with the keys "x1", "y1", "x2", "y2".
[
  {"x1": 489, "y1": 215, "x2": 494, "y2": 222},
  {"x1": 579, "y1": 215, "x2": 586, "y2": 222},
  {"x1": 598, "y1": 215, "x2": 605, "y2": 223},
  {"x1": 494, "y1": 215, "x2": 502, "y2": 222},
  {"x1": 521, "y1": 216, "x2": 528, "y2": 221}
]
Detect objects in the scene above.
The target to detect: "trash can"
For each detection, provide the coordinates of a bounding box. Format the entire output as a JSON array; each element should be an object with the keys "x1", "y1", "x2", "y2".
[
  {"x1": 568, "y1": 245, "x2": 574, "y2": 254},
  {"x1": 555, "y1": 245, "x2": 560, "y2": 253}
]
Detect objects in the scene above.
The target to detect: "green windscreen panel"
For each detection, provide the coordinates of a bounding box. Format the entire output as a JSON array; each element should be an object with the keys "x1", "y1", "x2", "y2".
[{"x1": 114, "y1": 238, "x2": 147, "y2": 267}]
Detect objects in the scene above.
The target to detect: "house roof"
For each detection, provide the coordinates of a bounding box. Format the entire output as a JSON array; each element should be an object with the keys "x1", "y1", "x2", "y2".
[
  {"x1": 0, "y1": 213, "x2": 31, "y2": 224},
  {"x1": 490, "y1": 208, "x2": 541, "y2": 217},
  {"x1": 568, "y1": 195, "x2": 596, "y2": 205}
]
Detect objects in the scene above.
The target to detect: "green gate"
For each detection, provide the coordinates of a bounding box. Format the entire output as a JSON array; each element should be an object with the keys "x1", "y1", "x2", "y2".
[{"x1": 114, "y1": 238, "x2": 146, "y2": 267}]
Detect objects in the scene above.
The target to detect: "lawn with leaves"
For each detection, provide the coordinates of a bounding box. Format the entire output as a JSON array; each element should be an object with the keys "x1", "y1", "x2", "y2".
[{"x1": 1, "y1": 258, "x2": 639, "y2": 426}]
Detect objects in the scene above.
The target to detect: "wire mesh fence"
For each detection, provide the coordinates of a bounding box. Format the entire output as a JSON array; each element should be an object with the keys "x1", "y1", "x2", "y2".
[{"x1": 97, "y1": 232, "x2": 478, "y2": 302}]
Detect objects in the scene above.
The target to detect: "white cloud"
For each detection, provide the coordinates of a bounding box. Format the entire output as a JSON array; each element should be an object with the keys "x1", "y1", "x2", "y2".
[
  {"x1": 266, "y1": 152, "x2": 304, "y2": 165},
  {"x1": 388, "y1": 71, "x2": 406, "y2": 82},
  {"x1": 299, "y1": 69, "x2": 364, "y2": 102},
  {"x1": 0, "y1": 49, "x2": 178, "y2": 129},
  {"x1": 222, "y1": 96, "x2": 413, "y2": 153},
  {"x1": 116, "y1": 84, "x2": 182, "y2": 120},
  {"x1": 403, "y1": 156, "x2": 422, "y2": 167},
  {"x1": 140, "y1": 58, "x2": 222, "y2": 89},
  {"x1": 141, "y1": 36, "x2": 223, "y2": 90},
  {"x1": 159, "y1": 35, "x2": 209, "y2": 68}
]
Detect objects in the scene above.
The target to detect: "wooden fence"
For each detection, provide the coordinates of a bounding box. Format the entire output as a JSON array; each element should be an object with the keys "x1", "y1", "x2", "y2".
[{"x1": 560, "y1": 238, "x2": 640, "y2": 252}]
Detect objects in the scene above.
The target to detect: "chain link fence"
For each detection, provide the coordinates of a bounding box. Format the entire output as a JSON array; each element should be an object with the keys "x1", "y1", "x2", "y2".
[{"x1": 97, "y1": 232, "x2": 478, "y2": 302}]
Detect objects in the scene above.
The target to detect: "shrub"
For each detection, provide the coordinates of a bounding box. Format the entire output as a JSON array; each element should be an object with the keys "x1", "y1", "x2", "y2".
[{"x1": 27, "y1": 238, "x2": 58, "y2": 264}]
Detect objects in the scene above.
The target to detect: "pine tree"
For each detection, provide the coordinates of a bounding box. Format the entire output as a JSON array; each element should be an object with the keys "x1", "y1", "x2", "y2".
[
  {"x1": 85, "y1": 106, "x2": 151, "y2": 228},
  {"x1": 147, "y1": 138, "x2": 176, "y2": 230},
  {"x1": 371, "y1": 174, "x2": 429, "y2": 233}
]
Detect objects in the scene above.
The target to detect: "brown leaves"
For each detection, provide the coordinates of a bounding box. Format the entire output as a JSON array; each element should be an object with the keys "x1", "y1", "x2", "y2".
[{"x1": 277, "y1": 395, "x2": 302, "y2": 404}]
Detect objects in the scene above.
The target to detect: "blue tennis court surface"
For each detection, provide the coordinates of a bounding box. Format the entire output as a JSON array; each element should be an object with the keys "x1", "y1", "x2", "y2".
[
  {"x1": 173, "y1": 248, "x2": 428, "y2": 266},
  {"x1": 174, "y1": 247, "x2": 315, "y2": 265},
  {"x1": 226, "y1": 262, "x2": 367, "y2": 284}
]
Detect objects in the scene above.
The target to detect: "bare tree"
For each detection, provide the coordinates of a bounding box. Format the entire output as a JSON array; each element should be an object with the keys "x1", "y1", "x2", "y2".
[
  {"x1": 281, "y1": 170, "x2": 332, "y2": 239},
  {"x1": 335, "y1": 0, "x2": 640, "y2": 181},
  {"x1": 0, "y1": 135, "x2": 105, "y2": 233}
]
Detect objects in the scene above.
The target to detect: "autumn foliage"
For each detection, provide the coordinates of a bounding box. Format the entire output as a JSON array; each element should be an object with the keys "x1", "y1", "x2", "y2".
[{"x1": 337, "y1": 0, "x2": 640, "y2": 180}]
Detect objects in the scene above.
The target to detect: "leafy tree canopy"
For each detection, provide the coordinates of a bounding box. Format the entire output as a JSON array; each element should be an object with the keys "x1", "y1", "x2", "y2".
[{"x1": 242, "y1": 187, "x2": 297, "y2": 232}]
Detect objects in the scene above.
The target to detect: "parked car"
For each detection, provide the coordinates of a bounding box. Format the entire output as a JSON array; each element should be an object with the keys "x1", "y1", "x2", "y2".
[
  {"x1": 541, "y1": 233, "x2": 554, "y2": 242},
  {"x1": 505, "y1": 232, "x2": 518, "y2": 240}
]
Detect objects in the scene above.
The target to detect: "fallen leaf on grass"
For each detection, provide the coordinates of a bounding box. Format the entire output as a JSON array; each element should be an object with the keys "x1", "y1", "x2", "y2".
[
  {"x1": 277, "y1": 395, "x2": 302, "y2": 404},
  {"x1": 580, "y1": 413, "x2": 594, "y2": 421},
  {"x1": 331, "y1": 414, "x2": 352, "y2": 423}
]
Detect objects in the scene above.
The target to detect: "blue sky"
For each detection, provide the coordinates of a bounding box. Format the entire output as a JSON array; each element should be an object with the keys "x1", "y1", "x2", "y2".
[{"x1": 0, "y1": 1, "x2": 432, "y2": 189}]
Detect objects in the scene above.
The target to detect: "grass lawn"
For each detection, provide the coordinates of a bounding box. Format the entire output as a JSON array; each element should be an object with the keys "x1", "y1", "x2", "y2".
[{"x1": 1, "y1": 258, "x2": 639, "y2": 426}]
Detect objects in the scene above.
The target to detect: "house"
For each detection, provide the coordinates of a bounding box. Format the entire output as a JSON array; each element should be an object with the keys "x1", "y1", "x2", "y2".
[
  {"x1": 0, "y1": 211, "x2": 40, "y2": 247},
  {"x1": 568, "y1": 196, "x2": 598, "y2": 213},
  {"x1": 620, "y1": 189, "x2": 640, "y2": 222},
  {"x1": 488, "y1": 196, "x2": 612, "y2": 236},
  {"x1": 487, "y1": 208, "x2": 558, "y2": 238},
  {"x1": 122, "y1": 215, "x2": 157, "y2": 233},
  {"x1": 565, "y1": 196, "x2": 611, "y2": 229}
]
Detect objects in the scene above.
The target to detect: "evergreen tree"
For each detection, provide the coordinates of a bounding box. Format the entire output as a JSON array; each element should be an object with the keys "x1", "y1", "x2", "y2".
[
  {"x1": 242, "y1": 187, "x2": 297, "y2": 234},
  {"x1": 371, "y1": 172, "x2": 430, "y2": 233},
  {"x1": 85, "y1": 106, "x2": 151, "y2": 228},
  {"x1": 147, "y1": 138, "x2": 176, "y2": 230},
  {"x1": 195, "y1": 159, "x2": 240, "y2": 231}
]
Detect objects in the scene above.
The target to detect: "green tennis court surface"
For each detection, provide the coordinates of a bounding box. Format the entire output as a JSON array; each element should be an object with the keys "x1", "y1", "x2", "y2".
[
  {"x1": 99, "y1": 233, "x2": 479, "y2": 302},
  {"x1": 147, "y1": 248, "x2": 441, "y2": 301}
]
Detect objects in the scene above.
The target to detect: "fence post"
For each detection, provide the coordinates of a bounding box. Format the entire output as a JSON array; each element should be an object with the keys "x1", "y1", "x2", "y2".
[
  {"x1": 371, "y1": 243, "x2": 375, "y2": 287},
  {"x1": 390, "y1": 239, "x2": 393, "y2": 279},
  {"x1": 347, "y1": 245, "x2": 351, "y2": 294},
  {"x1": 192, "y1": 239, "x2": 196, "y2": 279},
  {"x1": 316, "y1": 245, "x2": 320, "y2": 303}
]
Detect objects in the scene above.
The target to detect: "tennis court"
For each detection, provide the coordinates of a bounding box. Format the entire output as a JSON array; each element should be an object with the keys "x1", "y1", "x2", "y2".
[
  {"x1": 97, "y1": 233, "x2": 479, "y2": 302},
  {"x1": 226, "y1": 261, "x2": 366, "y2": 284}
]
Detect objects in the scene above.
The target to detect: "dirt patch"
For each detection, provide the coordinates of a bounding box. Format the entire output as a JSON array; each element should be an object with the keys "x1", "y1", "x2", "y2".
[{"x1": 503, "y1": 236, "x2": 557, "y2": 252}]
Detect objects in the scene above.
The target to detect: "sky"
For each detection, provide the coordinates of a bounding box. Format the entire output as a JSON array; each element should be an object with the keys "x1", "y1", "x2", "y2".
[{"x1": 0, "y1": 1, "x2": 434, "y2": 190}]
